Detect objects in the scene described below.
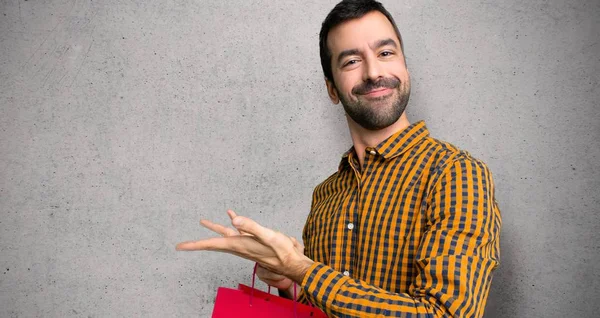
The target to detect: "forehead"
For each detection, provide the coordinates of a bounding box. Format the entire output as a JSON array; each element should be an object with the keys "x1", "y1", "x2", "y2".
[{"x1": 327, "y1": 11, "x2": 399, "y2": 54}]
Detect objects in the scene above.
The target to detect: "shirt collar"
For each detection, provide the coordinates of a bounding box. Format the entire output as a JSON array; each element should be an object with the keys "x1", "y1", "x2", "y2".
[{"x1": 339, "y1": 121, "x2": 430, "y2": 171}]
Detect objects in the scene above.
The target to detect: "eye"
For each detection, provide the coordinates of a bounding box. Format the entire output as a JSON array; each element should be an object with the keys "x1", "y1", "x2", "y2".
[
  {"x1": 343, "y1": 59, "x2": 360, "y2": 67},
  {"x1": 380, "y1": 51, "x2": 394, "y2": 57}
]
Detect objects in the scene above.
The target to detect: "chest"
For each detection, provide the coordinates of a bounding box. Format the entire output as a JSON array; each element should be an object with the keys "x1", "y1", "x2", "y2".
[{"x1": 303, "y1": 157, "x2": 435, "y2": 267}]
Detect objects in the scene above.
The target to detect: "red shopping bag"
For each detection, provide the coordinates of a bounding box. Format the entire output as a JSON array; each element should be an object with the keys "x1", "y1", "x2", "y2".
[
  {"x1": 211, "y1": 263, "x2": 327, "y2": 317},
  {"x1": 237, "y1": 284, "x2": 327, "y2": 317}
]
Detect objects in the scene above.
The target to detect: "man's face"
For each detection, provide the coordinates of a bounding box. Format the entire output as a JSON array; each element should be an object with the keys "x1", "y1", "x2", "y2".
[{"x1": 326, "y1": 11, "x2": 410, "y2": 131}]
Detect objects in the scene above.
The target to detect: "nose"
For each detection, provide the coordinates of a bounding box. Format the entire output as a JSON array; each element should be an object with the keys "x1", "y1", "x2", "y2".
[{"x1": 363, "y1": 55, "x2": 383, "y2": 82}]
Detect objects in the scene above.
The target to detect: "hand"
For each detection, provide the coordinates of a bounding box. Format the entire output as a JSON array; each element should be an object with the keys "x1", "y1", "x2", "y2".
[
  {"x1": 196, "y1": 210, "x2": 296, "y2": 292},
  {"x1": 256, "y1": 264, "x2": 293, "y2": 290},
  {"x1": 176, "y1": 210, "x2": 314, "y2": 284},
  {"x1": 256, "y1": 234, "x2": 305, "y2": 290}
]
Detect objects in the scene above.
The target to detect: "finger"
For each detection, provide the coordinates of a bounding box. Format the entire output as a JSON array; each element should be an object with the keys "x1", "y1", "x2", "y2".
[
  {"x1": 176, "y1": 237, "x2": 222, "y2": 251},
  {"x1": 262, "y1": 278, "x2": 293, "y2": 290},
  {"x1": 257, "y1": 271, "x2": 286, "y2": 282},
  {"x1": 227, "y1": 210, "x2": 238, "y2": 219},
  {"x1": 226, "y1": 210, "x2": 251, "y2": 236},
  {"x1": 231, "y1": 216, "x2": 278, "y2": 245},
  {"x1": 175, "y1": 236, "x2": 273, "y2": 261},
  {"x1": 256, "y1": 264, "x2": 286, "y2": 281},
  {"x1": 176, "y1": 236, "x2": 249, "y2": 251},
  {"x1": 200, "y1": 219, "x2": 238, "y2": 237}
]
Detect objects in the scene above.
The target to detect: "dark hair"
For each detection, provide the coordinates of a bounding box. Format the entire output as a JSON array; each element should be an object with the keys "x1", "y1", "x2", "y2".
[{"x1": 319, "y1": 0, "x2": 405, "y2": 84}]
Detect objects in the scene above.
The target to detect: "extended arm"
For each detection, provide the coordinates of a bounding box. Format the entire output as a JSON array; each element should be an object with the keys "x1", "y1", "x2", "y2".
[{"x1": 176, "y1": 158, "x2": 500, "y2": 317}]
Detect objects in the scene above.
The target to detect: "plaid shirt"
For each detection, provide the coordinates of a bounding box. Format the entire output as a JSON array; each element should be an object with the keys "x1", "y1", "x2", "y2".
[{"x1": 298, "y1": 121, "x2": 501, "y2": 317}]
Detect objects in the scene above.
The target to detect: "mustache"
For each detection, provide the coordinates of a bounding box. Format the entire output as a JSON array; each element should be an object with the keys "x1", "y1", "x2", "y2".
[{"x1": 352, "y1": 77, "x2": 400, "y2": 95}]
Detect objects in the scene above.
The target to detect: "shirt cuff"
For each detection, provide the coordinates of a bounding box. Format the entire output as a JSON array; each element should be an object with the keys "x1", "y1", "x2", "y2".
[{"x1": 300, "y1": 262, "x2": 349, "y2": 313}]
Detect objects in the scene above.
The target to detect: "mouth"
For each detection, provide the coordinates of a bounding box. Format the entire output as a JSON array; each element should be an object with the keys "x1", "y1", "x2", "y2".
[{"x1": 362, "y1": 87, "x2": 393, "y2": 98}]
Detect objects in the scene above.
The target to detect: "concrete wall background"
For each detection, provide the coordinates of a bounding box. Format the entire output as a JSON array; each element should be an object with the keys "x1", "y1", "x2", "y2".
[{"x1": 1, "y1": 0, "x2": 598, "y2": 317}]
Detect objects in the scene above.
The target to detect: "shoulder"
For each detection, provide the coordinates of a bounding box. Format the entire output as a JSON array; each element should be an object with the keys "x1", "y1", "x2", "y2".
[
  {"x1": 418, "y1": 136, "x2": 463, "y2": 163},
  {"x1": 311, "y1": 170, "x2": 343, "y2": 197},
  {"x1": 417, "y1": 136, "x2": 494, "y2": 193},
  {"x1": 418, "y1": 135, "x2": 488, "y2": 168}
]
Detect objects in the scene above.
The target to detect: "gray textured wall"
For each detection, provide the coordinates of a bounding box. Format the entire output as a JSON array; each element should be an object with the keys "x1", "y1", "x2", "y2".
[{"x1": 1, "y1": 0, "x2": 598, "y2": 317}]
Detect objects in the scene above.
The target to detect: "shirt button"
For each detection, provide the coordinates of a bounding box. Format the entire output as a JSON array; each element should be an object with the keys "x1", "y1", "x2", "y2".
[
  {"x1": 343, "y1": 271, "x2": 350, "y2": 276},
  {"x1": 347, "y1": 223, "x2": 354, "y2": 230},
  {"x1": 369, "y1": 150, "x2": 376, "y2": 155}
]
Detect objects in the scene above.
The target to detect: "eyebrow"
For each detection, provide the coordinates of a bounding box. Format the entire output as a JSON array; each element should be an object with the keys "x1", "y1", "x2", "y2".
[
  {"x1": 372, "y1": 38, "x2": 397, "y2": 50},
  {"x1": 336, "y1": 48, "x2": 360, "y2": 65},
  {"x1": 335, "y1": 38, "x2": 398, "y2": 65}
]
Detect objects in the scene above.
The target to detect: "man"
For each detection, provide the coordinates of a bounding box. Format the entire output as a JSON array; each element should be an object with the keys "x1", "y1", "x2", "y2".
[{"x1": 177, "y1": 0, "x2": 501, "y2": 317}]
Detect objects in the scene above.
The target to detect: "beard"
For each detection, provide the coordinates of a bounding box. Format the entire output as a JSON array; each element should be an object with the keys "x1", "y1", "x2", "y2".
[{"x1": 338, "y1": 77, "x2": 410, "y2": 131}]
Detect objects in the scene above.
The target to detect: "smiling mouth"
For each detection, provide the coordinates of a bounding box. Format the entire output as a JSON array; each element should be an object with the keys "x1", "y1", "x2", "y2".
[{"x1": 362, "y1": 88, "x2": 393, "y2": 98}]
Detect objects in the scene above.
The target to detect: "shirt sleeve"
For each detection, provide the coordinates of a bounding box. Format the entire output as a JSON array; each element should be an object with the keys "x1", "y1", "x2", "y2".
[{"x1": 299, "y1": 157, "x2": 501, "y2": 317}]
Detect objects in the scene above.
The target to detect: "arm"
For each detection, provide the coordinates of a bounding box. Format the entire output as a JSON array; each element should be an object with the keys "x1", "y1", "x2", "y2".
[{"x1": 300, "y1": 158, "x2": 501, "y2": 317}]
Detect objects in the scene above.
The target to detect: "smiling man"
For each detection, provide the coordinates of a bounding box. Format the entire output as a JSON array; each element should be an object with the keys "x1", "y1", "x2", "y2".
[{"x1": 177, "y1": 1, "x2": 501, "y2": 317}]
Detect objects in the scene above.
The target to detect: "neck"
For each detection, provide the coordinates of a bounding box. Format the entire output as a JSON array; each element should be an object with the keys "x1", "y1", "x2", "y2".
[{"x1": 347, "y1": 113, "x2": 410, "y2": 167}]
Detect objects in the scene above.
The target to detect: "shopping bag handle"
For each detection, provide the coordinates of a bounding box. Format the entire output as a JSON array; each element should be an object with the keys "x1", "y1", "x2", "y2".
[{"x1": 250, "y1": 263, "x2": 298, "y2": 317}]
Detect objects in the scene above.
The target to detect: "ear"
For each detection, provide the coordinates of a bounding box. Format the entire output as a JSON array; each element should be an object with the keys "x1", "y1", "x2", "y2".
[{"x1": 325, "y1": 77, "x2": 340, "y2": 104}]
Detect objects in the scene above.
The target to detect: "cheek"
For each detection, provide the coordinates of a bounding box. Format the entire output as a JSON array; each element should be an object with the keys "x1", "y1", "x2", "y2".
[
  {"x1": 335, "y1": 75, "x2": 359, "y2": 97},
  {"x1": 342, "y1": 83, "x2": 356, "y2": 97},
  {"x1": 391, "y1": 66, "x2": 409, "y2": 81}
]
